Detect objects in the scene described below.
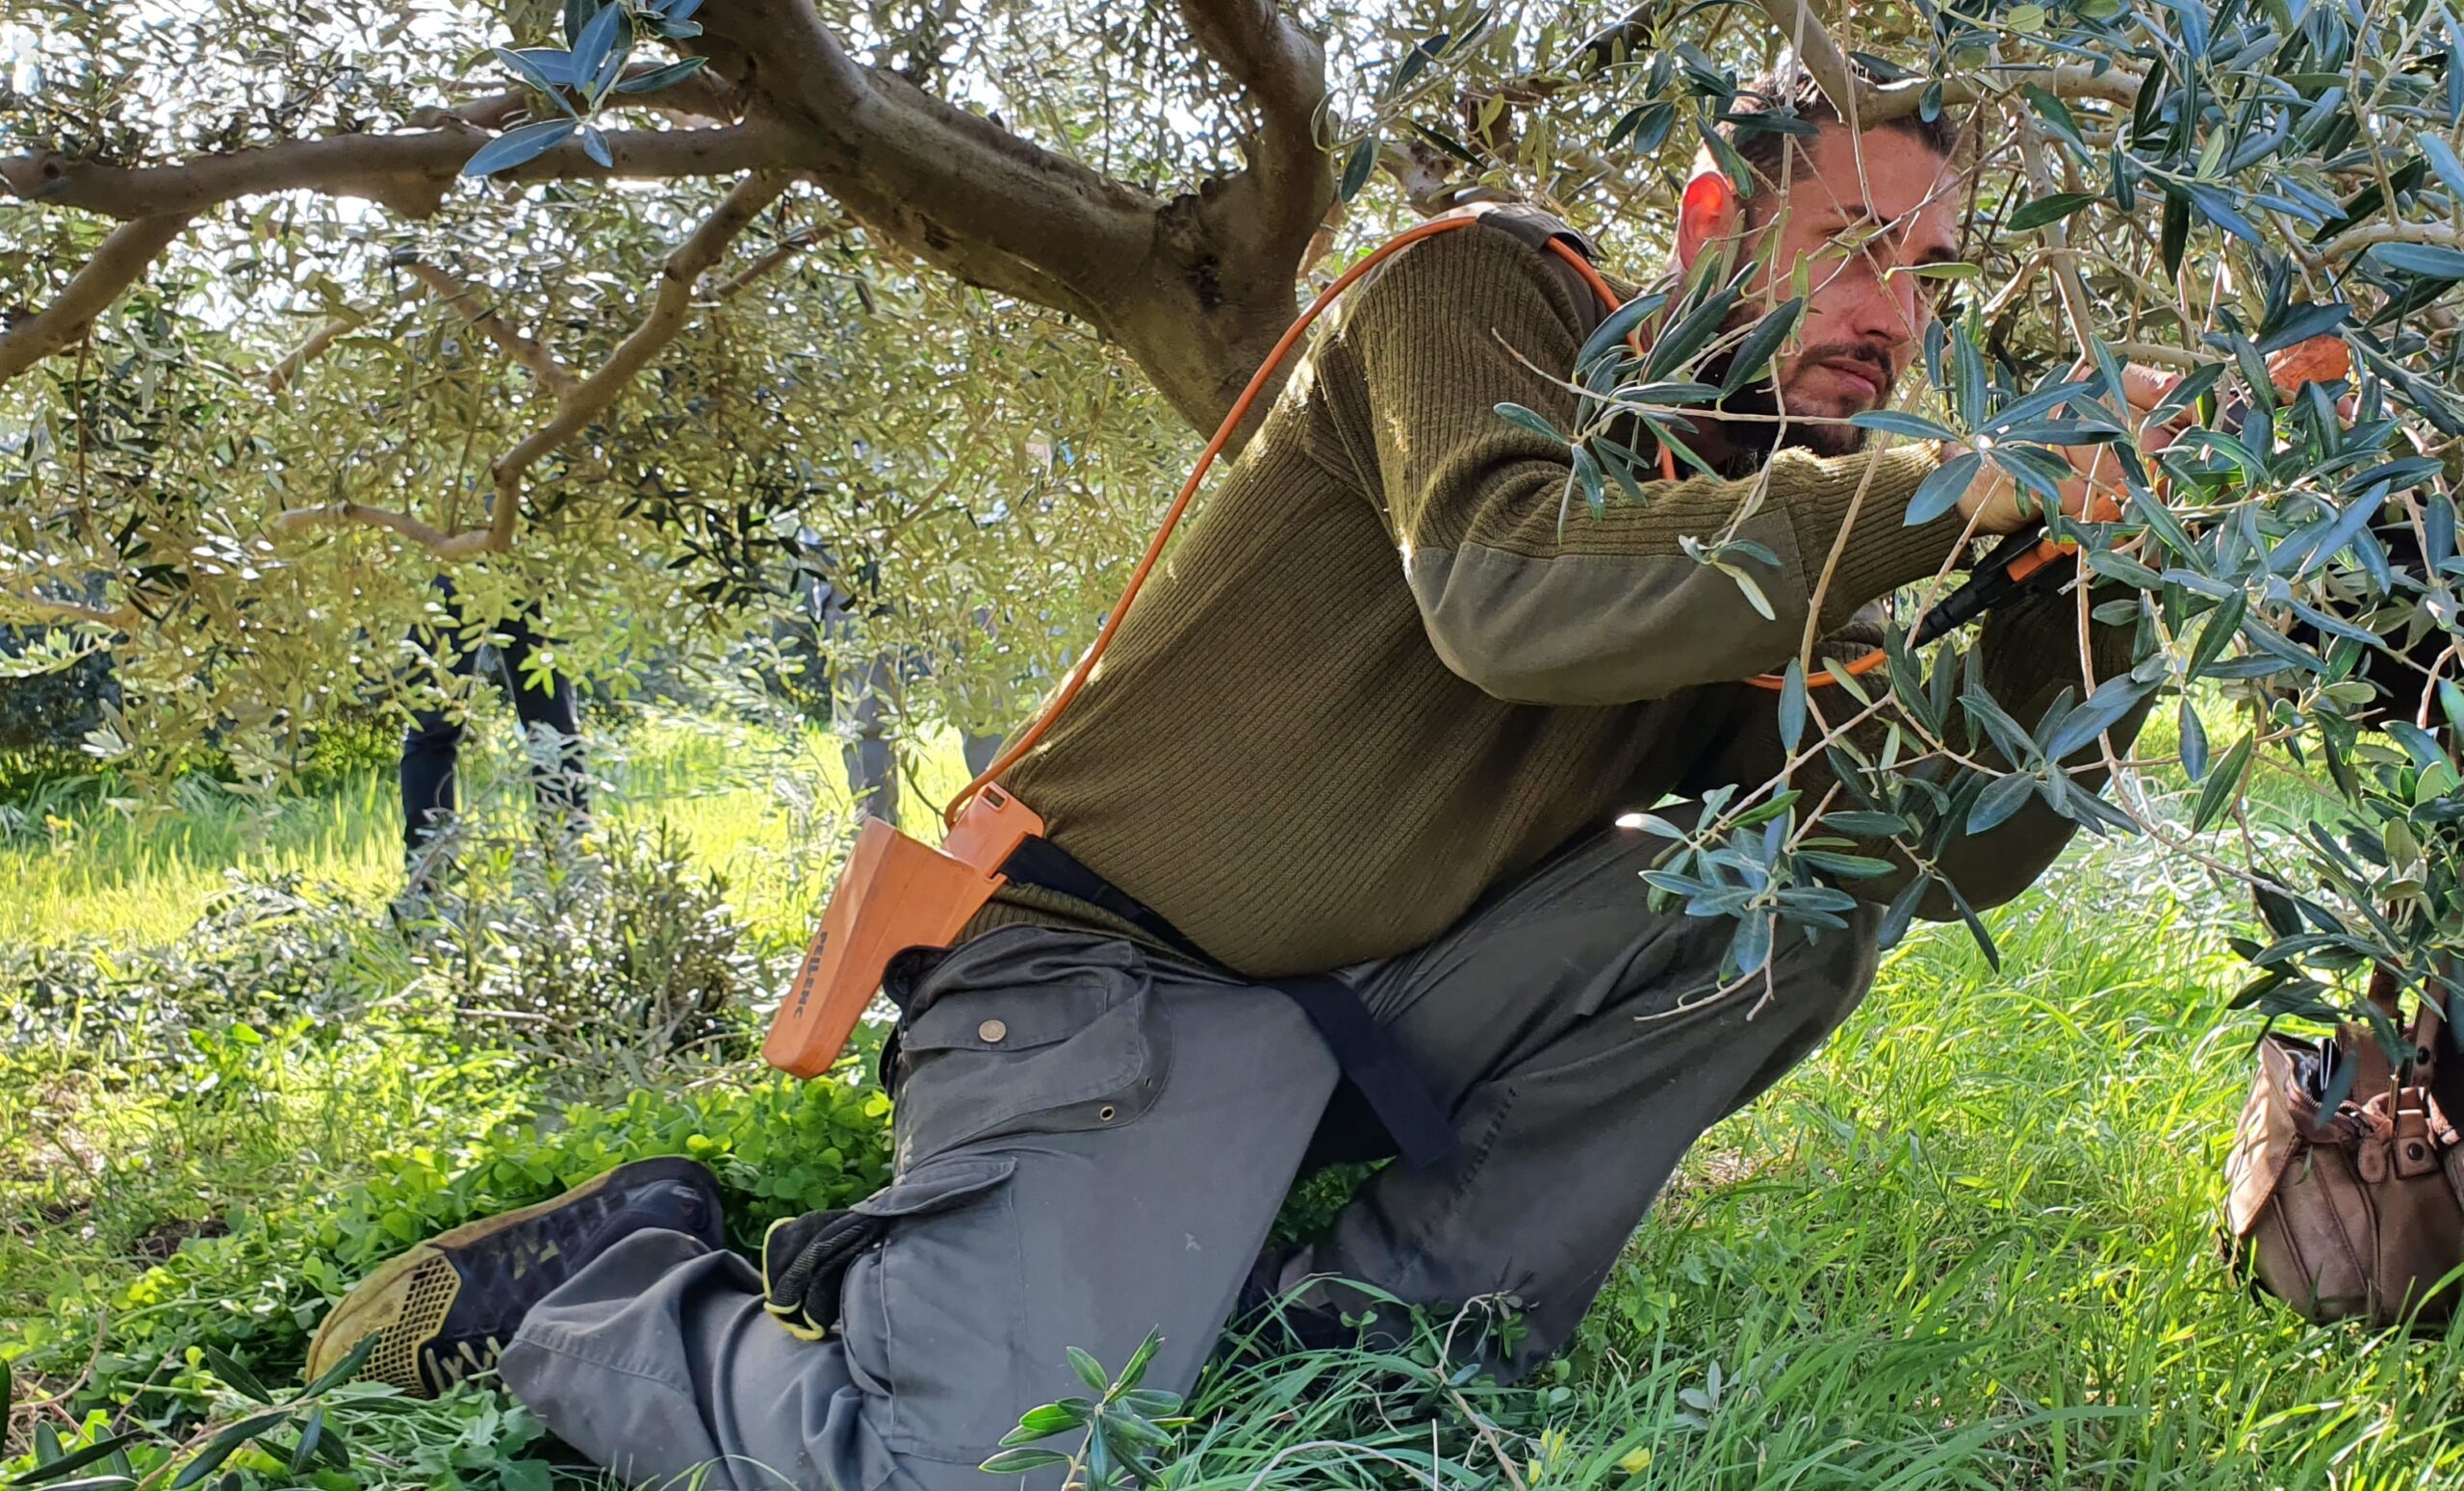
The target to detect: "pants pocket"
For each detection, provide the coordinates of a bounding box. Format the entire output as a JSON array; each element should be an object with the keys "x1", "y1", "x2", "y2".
[
  {"x1": 849, "y1": 1155, "x2": 1016, "y2": 1219},
  {"x1": 889, "y1": 937, "x2": 1172, "y2": 1168},
  {"x1": 838, "y1": 1153, "x2": 1029, "y2": 1460}
]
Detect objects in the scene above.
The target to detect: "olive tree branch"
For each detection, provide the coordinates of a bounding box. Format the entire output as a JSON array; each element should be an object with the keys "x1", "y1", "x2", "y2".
[
  {"x1": 1174, "y1": 0, "x2": 1336, "y2": 252},
  {"x1": 1862, "y1": 62, "x2": 2145, "y2": 121},
  {"x1": 12, "y1": 0, "x2": 1346, "y2": 440},
  {"x1": 1750, "y1": 0, "x2": 1861, "y2": 116},
  {"x1": 1795, "y1": 444, "x2": 1888, "y2": 668},
  {"x1": 0, "y1": 591, "x2": 137, "y2": 628},
  {"x1": 695, "y1": 0, "x2": 1150, "y2": 307},
  {"x1": 2015, "y1": 117, "x2": 2098, "y2": 349},
  {"x1": 266, "y1": 207, "x2": 828, "y2": 400},
  {"x1": 0, "y1": 119, "x2": 802, "y2": 221},
  {"x1": 268, "y1": 500, "x2": 472, "y2": 553},
  {"x1": 272, "y1": 170, "x2": 795, "y2": 559},
  {"x1": 403, "y1": 260, "x2": 578, "y2": 398},
  {"x1": 0, "y1": 214, "x2": 192, "y2": 382},
  {"x1": 411, "y1": 59, "x2": 746, "y2": 132},
  {"x1": 2313, "y1": 219, "x2": 2464, "y2": 266},
  {"x1": 1741, "y1": 0, "x2": 2146, "y2": 122},
  {"x1": 264, "y1": 314, "x2": 366, "y2": 395},
  {"x1": 714, "y1": 213, "x2": 851, "y2": 299},
  {"x1": 692, "y1": 0, "x2": 1334, "y2": 433}
]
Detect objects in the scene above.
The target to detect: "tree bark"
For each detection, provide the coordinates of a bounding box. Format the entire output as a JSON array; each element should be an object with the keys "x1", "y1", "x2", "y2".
[
  {"x1": 5, "y1": 0, "x2": 1340, "y2": 439},
  {"x1": 0, "y1": 215, "x2": 192, "y2": 380},
  {"x1": 689, "y1": 0, "x2": 1334, "y2": 436},
  {"x1": 0, "y1": 121, "x2": 800, "y2": 222}
]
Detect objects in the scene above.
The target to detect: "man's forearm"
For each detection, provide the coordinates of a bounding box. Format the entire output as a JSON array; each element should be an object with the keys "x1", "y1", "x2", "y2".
[
  {"x1": 1400, "y1": 446, "x2": 1973, "y2": 704},
  {"x1": 1344, "y1": 224, "x2": 1977, "y2": 703}
]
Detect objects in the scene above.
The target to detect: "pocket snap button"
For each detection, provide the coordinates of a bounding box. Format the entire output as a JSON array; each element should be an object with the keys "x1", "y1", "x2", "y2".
[{"x1": 978, "y1": 1019, "x2": 1008, "y2": 1043}]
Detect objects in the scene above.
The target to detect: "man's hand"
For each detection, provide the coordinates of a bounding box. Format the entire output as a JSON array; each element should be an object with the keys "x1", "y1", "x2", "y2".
[{"x1": 1948, "y1": 365, "x2": 2186, "y2": 535}]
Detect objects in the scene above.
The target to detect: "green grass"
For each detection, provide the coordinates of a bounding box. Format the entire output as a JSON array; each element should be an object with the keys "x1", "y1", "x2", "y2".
[
  {"x1": 0, "y1": 700, "x2": 983, "y2": 946},
  {"x1": 7, "y1": 704, "x2": 2463, "y2": 1488}
]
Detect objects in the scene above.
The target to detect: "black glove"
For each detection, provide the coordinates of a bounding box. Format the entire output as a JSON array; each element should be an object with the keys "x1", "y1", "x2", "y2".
[{"x1": 760, "y1": 1208, "x2": 887, "y2": 1341}]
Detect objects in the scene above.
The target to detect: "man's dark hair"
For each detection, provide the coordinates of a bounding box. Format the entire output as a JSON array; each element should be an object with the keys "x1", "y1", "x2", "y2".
[{"x1": 1717, "y1": 60, "x2": 1964, "y2": 211}]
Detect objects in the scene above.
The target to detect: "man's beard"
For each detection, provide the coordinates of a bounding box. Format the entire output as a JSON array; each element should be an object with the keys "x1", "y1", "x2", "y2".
[{"x1": 1696, "y1": 340, "x2": 1892, "y2": 464}]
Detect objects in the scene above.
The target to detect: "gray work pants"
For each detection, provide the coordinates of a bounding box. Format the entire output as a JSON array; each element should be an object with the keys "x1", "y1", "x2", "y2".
[{"x1": 499, "y1": 817, "x2": 1882, "y2": 1490}]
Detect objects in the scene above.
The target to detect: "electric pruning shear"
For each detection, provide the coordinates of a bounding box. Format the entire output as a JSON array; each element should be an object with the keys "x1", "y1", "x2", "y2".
[{"x1": 1933, "y1": 337, "x2": 2348, "y2": 631}]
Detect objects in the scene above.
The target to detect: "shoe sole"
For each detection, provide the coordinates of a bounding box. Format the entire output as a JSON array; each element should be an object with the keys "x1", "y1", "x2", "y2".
[{"x1": 305, "y1": 1156, "x2": 721, "y2": 1393}]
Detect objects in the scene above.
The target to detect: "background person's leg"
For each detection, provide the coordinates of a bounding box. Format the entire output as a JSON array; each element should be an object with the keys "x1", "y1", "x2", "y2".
[
  {"x1": 490, "y1": 606, "x2": 588, "y2": 830},
  {"x1": 961, "y1": 729, "x2": 1003, "y2": 779},
  {"x1": 764, "y1": 602, "x2": 834, "y2": 725},
  {"x1": 500, "y1": 928, "x2": 1341, "y2": 1491},
  {"x1": 398, "y1": 583, "x2": 486, "y2": 879},
  {"x1": 398, "y1": 708, "x2": 465, "y2": 870},
  {"x1": 1270, "y1": 814, "x2": 1882, "y2": 1377},
  {"x1": 834, "y1": 649, "x2": 901, "y2": 823}
]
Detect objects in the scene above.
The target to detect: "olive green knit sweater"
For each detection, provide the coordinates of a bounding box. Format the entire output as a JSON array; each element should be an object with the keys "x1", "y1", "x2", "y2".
[{"x1": 964, "y1": 219, "x2": 2142, "y2": 977}]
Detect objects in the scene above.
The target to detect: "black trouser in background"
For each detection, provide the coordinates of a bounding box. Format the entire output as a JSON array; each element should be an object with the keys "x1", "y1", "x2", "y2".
[{"x1": 399, "y1": 586, "x2": 586, "y2": 867}]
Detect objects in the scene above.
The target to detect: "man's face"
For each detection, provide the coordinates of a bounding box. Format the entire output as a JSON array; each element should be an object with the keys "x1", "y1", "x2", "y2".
[{"x1": 1730, "y1": 124, "x2": 1963, "y2": 455}]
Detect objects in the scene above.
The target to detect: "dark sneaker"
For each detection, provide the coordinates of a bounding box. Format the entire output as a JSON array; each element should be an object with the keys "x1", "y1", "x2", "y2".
[{"x1": 305, "y1": 1157, "x2": 724, "y2": 1397}]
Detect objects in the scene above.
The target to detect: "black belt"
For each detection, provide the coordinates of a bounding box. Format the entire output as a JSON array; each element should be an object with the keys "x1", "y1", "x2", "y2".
[{"x1": 906, "y1": 834, "x2": 1461, "y2": 1172}]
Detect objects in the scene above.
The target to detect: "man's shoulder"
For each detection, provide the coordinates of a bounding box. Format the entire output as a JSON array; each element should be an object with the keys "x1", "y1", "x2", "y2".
[
  {"x1": 1449, "y1": 201, "x2": 1598, "y2": 263},
  {"x1": 1338, "y1": 207, "x2": 1607, "y2": 344}
]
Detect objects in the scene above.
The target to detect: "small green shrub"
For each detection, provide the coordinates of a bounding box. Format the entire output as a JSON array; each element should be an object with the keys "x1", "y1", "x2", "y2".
[
  {"x1": 2, "y1": 844, "x2": 891, "y2": 1485},
  {"x1": 405, "y1": 818, "x2": 775, "y2": 1086},
  {"x1": 1268, "y1": 1162, "x2": 1377, "y2": 1248},
  {"x1": 293, "y1": 704, "x2": 402, "y2": 789},
  {"x1": 1, "y1": 872, "x2": 394, "y2": 1029}
]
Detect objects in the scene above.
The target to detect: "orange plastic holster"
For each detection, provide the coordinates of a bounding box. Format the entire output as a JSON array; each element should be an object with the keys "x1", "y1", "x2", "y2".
[{"x1": 760, "y1": 784, "x2": 1045, "y2": 1079}]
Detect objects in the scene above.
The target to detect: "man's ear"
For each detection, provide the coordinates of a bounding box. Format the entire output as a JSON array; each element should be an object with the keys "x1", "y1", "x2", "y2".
[{"x1": 1676, "y1": 171, "x2": 1742, "y2": 274}]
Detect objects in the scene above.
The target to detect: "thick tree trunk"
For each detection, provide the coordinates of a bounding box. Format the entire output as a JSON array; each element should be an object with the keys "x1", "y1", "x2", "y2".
[
  {"x1": 3, "y1": 0, "x2": 1340, "y2": 444},
  {"x1": 694, "y1": 0, "x2": 1334, "y2": 438}
]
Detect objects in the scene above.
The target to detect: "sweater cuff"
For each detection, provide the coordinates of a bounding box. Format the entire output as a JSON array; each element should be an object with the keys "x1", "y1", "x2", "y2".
[{"x1": 1771, "y1": 445, "x2": 1974, "y2": 634}]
